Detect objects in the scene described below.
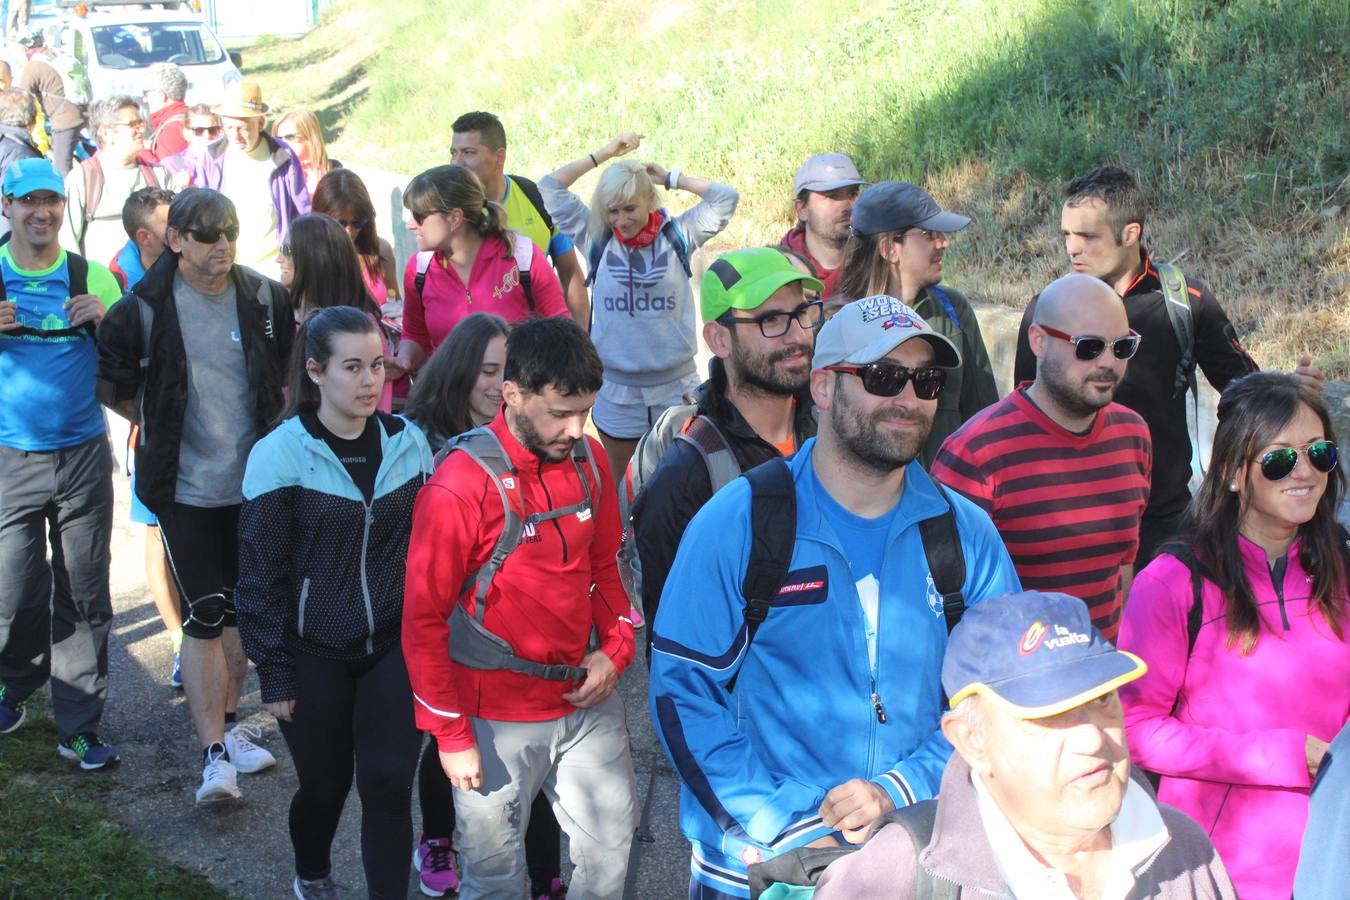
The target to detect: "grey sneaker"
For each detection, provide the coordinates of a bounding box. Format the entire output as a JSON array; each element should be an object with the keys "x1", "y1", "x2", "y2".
[{"x1": 293, "y1": 874, "x2": 340, "y2": 898}]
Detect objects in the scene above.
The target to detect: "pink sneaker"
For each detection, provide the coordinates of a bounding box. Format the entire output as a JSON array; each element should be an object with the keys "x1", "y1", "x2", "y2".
[
  {"x1": 533, "y1": 877, "x2": 567, "y2": 900},
  {"x1": 629, "y1": 606, "x2": 646, "y2": 629},
  {"x1": 413, "y1": 835, "x2": 459, "y2": 896}
]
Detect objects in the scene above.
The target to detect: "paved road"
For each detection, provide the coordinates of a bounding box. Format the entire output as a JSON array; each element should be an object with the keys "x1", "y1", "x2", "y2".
[{"x1": 101, "y1": 479, "x2": 692, "y2": 899}]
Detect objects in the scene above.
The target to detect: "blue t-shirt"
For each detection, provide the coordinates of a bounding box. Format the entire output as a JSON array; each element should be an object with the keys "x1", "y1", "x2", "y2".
[
  {"x1": 0, "y1": 247, "x2": 123, "y2": 451},
  {"x1": 807, "y1": 460, "x2": 899, "y2": 671}
]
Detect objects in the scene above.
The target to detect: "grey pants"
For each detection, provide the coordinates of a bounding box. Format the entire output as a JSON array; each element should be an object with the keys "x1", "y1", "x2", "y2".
[
  {"x1": 454, "y1": 693, "x2": 638, "y2": 899},
  {"x1": 0, "y1": 435, "x2": 113, "y2": 740}
]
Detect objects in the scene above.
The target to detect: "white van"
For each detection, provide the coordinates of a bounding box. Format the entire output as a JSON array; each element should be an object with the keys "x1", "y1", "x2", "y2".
[{"x1": 30, "y1": 1, "x2": 242, "y2": 104}]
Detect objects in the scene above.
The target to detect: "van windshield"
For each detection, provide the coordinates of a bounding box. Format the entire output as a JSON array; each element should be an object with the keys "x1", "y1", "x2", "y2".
[{"x1": 89, "y1": 22, "x2": 226, "y2": 69}]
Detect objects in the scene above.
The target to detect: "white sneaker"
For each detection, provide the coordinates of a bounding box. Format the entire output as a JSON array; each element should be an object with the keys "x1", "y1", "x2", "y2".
[
  {"x1": 225, "y1": 723, "x2": 276, "y2": 774},
  {"x1": 196, "y1": 745, "x2": 241, "y2": 804}
]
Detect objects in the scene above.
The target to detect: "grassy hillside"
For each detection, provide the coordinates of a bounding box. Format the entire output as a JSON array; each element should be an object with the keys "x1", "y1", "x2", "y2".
[{"x1": 242, "y1": 0, "x2": 1349, "y2": 375}]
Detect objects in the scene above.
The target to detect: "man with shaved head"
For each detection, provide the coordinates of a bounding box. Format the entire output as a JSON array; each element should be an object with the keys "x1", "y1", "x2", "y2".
[{"x1": 932, "y1": 274, "x2": 1151, "y2": 639}]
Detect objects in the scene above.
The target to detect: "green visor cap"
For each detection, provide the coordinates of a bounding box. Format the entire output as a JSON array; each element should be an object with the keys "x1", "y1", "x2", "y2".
[{"x1": 700, "y1": 248, "x2": 825, "y2": 324}]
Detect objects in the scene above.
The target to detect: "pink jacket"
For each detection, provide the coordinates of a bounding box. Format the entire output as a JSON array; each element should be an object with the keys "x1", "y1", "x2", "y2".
[
  {"x1": 1119, "y1": 536, "x2": 1350, "y2": 900},
  {"x1": 401, "y1": 234, "x2": 567, "y2": 355}
]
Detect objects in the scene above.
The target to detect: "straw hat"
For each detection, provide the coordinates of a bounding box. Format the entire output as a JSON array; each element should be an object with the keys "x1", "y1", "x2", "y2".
[{"x1": 212, "y1": 81, "x2": 270, "y2": 119}]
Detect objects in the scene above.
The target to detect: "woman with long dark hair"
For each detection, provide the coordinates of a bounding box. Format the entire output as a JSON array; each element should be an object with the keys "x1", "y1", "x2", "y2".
[
  {"x1": 832, "y1": 183, "x2": 998, "y2": 465},
  {"x1": 392, "y1": 165, "x2": 567, "y2": 378},
  {"x1": 312, "y1": 168, "x2": 400, "y2": 307},
  {"x1": 400, "y1": 311, "x2": 569, "y2": 899},
  {"x1": 237, "y1": 306, "x2": 433, "y2": 899},
  {"x1": 280, "y1": 213, "x2": 396, "y2": 411},
  {"x1": 1118, "y1": 371, "x2": 1350, "y2": 900}
]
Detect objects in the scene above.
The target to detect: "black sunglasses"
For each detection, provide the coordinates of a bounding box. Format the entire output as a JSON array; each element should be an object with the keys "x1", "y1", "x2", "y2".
[
  {"x1": 189, "y1": 125, "x2": 223, "y2": 137},
  {"x1": 334, "y1": 216, "x2": 369, "y2": 230},
  {"x1": 1039, "y1": 324, "x2": 1142, "y2": 361},
  {"x1": 825, "y1": 363, "x2": 947, "y2": 400},
  {"x1": 1258, "y1": 440, "x2": 1339, "y2": 482},
  {"x1": 719, "y1": 300, "x2": 824, "y2": 338},
  {"x1": 184, "y1": 224, "x2": 240, "y2": 244}
]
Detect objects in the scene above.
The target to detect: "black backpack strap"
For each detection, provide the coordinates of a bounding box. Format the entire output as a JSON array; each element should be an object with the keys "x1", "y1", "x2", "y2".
[
  {"x1": 512, "y1": 175, "x2": 555, "y2": 234},
  {"x1": 7, "y1": 251, "x2": 95, "y2": 339},
  {"x1": 584, "y1": 228, "x2": 613, "y2": 288},
  {"x1": 1166, "y1": 543, "x2": 1212, "y2": 656},
  {"x1": 919, "y1": 482, "x2": 967, "y2": 633},
  {"x1": 868, "y1": 801, "x2": 956, "y2": 900},
  {"x1": 727, "y1": 458, "x2": 795, "y2": 692},
  {"x1": 511, "y1": 232, "x2": 536, "y2": 313},
  {"x1": 413, "y1": 250, "x2": 434, "y2": 299},
  {"x1": 68, "y1": 251, "x2": 89, "y2": 299}
]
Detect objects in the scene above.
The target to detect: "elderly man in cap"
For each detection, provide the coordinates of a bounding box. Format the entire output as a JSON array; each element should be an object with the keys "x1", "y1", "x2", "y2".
[
  {"x1": 186, "y1": 81, "x2": 309, "y2": 279},
  {"x1": 835, "y1": 181, "x2": 999, "y2": 465},
  {"x1": 779, "y1": 153, "x2": 867, "y2": 298},
  {"x1": 814, "y1": 591, "x2": 1237, "y2": 899},
  {"x1": 632, "y1": 247, "x2": 823, "y2": 644},
  {"x1": 650, "y1": 295, "x2": 1020, "y2": 899}
]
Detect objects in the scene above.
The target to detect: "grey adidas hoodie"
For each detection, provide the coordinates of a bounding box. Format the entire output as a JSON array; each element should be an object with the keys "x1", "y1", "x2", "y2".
[{"x1": 540, "y1": 175, "x2": 738, "y2": 388}]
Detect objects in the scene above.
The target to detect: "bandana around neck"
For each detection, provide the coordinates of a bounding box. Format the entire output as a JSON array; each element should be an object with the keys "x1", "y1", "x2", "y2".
[{"x1": 612, "y1": 210, "x2": 663, "y2": 249}]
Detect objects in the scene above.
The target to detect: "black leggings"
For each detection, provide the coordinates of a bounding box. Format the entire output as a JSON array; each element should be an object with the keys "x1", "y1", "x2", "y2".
[
  {"x1": 418, "y1": 739, "x2": 562, "y2": 891},
  {"x1": 280, "y1": 645, "x2": 421, "y2": 899}
]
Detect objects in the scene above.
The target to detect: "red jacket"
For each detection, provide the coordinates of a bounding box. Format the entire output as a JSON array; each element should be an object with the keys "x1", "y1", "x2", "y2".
[
  {"x1": 149, "y1": 101, "x2": 189, "y2": 162},
  {"x1": 402, "y1": 413, "x2": 635, "y2": 751}
]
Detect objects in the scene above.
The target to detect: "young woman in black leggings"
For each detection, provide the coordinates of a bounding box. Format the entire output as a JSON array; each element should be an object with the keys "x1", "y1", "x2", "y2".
[
  {"x1": 402, "y1": 311, "x2": 568, "y2": 899},
  {"x1": 236, "y1": 307, "x2": 434, "y2": 899}
]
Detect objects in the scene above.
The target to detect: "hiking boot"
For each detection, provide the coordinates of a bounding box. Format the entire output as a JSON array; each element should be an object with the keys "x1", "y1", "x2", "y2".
[
  {"x1": 195, "y1": 743, "x2": 241, "y2": 804},
  {"x1": 292, "y1": 874, "x2": 340, "y2": 898},
  {"x1": 57, "y1": 733, "x2": 120, "y2": 770},
  {"x1": 0, "y1": 684, "x2": 24, "y2": 734},
  {"x1": 533, "y1": 877, "x2": 568, "y2": 900},
  {"x1": 169, "y1": 650, "x2": 183, "y2": 689},
  {"x1": 224, "y1": 723, "x2": 276, "y2": 774},
  {"x1": 413, "y1": 835, "x2": 459, "y2": 896}
]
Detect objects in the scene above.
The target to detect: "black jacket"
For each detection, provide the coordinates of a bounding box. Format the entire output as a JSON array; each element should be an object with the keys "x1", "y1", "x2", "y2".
[
  {"x1": 95, "y1": 250, "x2": 294, "y2": 514},
  {"x1": 1013, "y1": 250, "x2": 1256, "y2": 519},
  {"x1": 631, "y1": 358, "x2": 816, "y2": 631}
]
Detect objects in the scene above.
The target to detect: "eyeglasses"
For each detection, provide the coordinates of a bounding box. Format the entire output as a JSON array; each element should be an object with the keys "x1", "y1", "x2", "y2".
[
  {"x1": 719, "y1": 300, "x2": 824, "y2": 338},
  {"x1": 112, "y1": 118, "x2": 146, "y2": 130},
  {"x1": 825, "y1": 363, "x2": 948, "y2": 400},
  {"x1": 183, "y1": 224, "x2": 240, "y2": 244},
  {"x1": 333, "y1": 217, "x2": 369, "y2": 230},
  {"x1": 12, "y1": 193, "x2": 65, "y2": 208},
  {"x1": 189, "y1": 126, "x2": 223, "y2": 137},
  {"x1": 898, "y1": 228, "x2": 948, "y2": 242},
  {"x1": 1038, "y1": 324, "x2": 1142, "y2": 361},
  {"x1": 1257, "y1": 440, "x2": 1339, "y2": 482}
]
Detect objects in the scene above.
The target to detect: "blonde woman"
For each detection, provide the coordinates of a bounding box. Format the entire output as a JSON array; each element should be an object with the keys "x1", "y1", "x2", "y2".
[
  {"x1": 541, "y1": 132, "x2": 738, "y2": 479},
  {"x1": 274, "y1": 109, "x2": 339, "y2": 194}
]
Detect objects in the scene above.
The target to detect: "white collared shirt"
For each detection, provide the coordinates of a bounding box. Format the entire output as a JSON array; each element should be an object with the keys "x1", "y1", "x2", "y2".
[{"x1": 971, "y1": 770, "x2": 1169, "y2": 899}]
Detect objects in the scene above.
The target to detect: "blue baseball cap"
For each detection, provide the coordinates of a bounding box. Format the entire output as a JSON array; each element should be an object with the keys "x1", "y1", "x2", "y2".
[
  {"x1": 3, "y1": 158, "x2": 65, "y2": 198},
  {"x1": 943, "y1": 591, "x2": 1147, "y2": 718}
]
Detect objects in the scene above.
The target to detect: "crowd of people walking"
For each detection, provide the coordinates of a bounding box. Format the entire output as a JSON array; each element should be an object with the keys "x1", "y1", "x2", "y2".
[{"x1": 0, "y1": 72, "x2": 1345, "y2": 900}]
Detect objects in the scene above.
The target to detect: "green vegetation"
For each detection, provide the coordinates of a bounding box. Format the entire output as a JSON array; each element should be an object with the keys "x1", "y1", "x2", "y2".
[
  {"x1": 0, "y1": 701, "x2": 230, "y2": 899},
  {"x1": 244, "y1": 0, "x2": 1349, "y2": 375}
]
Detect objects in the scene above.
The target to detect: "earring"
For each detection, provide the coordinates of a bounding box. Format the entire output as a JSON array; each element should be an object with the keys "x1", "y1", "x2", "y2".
[{"x1": 1228, "y1": 482, "x2": 1238, "y2": 492}]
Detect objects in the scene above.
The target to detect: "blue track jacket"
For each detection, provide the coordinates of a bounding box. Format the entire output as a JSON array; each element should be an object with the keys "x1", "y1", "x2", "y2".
[{"x1": 648, "y1": 438, "x2": 1020, "y2": 896}]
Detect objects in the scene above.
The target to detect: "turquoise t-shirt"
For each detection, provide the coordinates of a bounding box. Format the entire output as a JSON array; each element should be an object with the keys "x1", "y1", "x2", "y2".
[
  {"x1": 806, "y1": 460, "x2": 899, "y2": 672},
  {"x1": 0, "y1": 247, "x2": 123, "y2": 451}
]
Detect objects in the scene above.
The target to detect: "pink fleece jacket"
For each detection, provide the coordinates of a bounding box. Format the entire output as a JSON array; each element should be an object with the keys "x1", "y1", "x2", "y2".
[
  {"x1": 401, "y1": 234, "x2": 567, "y2": 355},
  {"x1": 1118, "y1": 536, "x2": 1350, "y2": 900}
]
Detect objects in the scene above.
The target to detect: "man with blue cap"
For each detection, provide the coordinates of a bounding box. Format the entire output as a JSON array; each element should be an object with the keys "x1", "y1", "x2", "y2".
[
  {"x1": 814, "y1": 591, "x2": 1237, "y2": 899},
  {"x1": 0, "y1": 157, "x2": 124, "y2": 769}
]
